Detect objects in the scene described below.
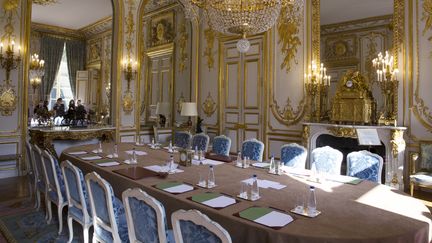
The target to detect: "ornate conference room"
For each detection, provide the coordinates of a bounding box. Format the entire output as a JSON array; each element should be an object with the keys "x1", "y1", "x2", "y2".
[{"x1": 0, "y1": 0, "x2": 431, "y2": 242}]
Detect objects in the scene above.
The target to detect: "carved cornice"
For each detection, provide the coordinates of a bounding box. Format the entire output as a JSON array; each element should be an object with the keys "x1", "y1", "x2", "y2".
[
  {"x1": 144, "y1": 0, "x2": 177, "y2": 14},
  {"x1": 79, "y1": 16, "x2": 113, "y2": 38},
  {"x1": 321, "y1": 15, "x2": 393, "y2": 35},
  {"x1": 31, "y1": 22, "x2": 85, "y2": 40}
]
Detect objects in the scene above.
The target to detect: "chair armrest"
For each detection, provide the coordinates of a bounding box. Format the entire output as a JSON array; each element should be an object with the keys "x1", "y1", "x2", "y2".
[{"x1": 411, "y1": 153, "x2": 419, "y2": 175}]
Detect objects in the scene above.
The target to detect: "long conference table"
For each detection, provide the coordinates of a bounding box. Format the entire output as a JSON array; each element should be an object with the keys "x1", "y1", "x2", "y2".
[{"x1": 60, "y1": 143, "x2": 432, "y2": 243}]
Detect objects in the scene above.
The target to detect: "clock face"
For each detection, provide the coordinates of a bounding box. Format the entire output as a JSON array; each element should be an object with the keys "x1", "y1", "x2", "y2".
[{"x1": 346, "y1": 80, "x2": 353, "y2": 88}]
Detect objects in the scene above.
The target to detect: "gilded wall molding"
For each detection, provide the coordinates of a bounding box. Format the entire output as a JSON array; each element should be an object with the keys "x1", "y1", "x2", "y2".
[
  {"x1": 327, "y1": 127, "x2": 357, "y2": 138},
  {"x1": 311, "y1": 0, "x2": 320, "y2": 62},
  {"x1": 80, "y1": 16, "x2": 113, "y2": 37},
  {"x1": 202, "y1": 92, "x2": 216, "y2": 117},
  {"x1": 31, "y1": 22, "x2": 85, "y2": 40},
  {"x1": 277, "y1": 5, "x2": 302, "y2": 72},
  {"x1": 178, "y1": 20, "x2": 188, "y2": 72},
  {"x1": 122, "y1": 0, "x2": 136, "y2": 114},
  {"x1": 203, "y1": 27, "x2": 215, "y2": 70},
  {"x1": 422, "y1": 0, "x2": 432, "y2": 57}
]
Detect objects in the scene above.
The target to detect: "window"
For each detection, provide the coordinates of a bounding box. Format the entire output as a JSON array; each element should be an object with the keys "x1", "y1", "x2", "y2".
[{"x1": 49, "y1": 44, "x2": 74, "y2": 109}]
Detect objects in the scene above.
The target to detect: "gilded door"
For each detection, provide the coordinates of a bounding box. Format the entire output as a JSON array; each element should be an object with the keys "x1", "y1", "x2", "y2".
[{"x1": 221, "y1": 36, "x2": 264, "y2": 153}]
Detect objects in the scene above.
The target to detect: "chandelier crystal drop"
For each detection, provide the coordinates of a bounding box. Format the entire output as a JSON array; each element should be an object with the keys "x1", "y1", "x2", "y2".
[{"x1": 180, "y1": 0, "x2": 302, "y2": 52}]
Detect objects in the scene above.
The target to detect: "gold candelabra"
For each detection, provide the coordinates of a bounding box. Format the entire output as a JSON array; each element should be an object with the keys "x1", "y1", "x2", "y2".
[
  {"x1": 122, "y1": 58, "x2": 138, "y2": 91},
  {"x1": 305, "y1": 61, "x2": 331, "y2": 122},
  {"x1": 372, "y1": 51, "x2": 399, "y2": 126},
  {"x1": 29, "y1": 53, "x2": 45, "y2": 94},
  {"x1": 0, "y1": 40, "x2": 22, "y2": 83}
]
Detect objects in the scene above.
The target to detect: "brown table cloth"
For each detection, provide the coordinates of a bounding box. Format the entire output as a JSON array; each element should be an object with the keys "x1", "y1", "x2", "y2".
[{"x1": 60, "y1": 143, "x2": 432, "y2": 243}]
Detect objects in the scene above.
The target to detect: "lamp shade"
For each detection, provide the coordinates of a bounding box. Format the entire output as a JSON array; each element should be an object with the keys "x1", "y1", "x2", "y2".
[
  {"x1": 155, "y1": 102, "x2": 170, "y2": 115},
  {"x1": 181, "y1": 102, "x2": 198, "y2": 116}
]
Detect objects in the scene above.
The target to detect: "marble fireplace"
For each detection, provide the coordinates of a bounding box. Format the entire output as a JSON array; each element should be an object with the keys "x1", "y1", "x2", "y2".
[{"x1": 302, "y1": 123, "x2": 407, "y2": 189}]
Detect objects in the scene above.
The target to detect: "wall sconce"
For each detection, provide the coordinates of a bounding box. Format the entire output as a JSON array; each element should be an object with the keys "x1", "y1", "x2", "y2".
[
  {"x1": 29, "y1": 53, "x2": 45, "y2": 94},
  {"x1": 372, "y1": 51, "x2": 399, "y2": 126},
  {"x1": 0, "y1": 39, "x2": 21, "y2": 116},
  {"x1": 304, "y1": 60, "x2": 331, "y2": 122},
  {"x1": 122, "y1": 58, "x2": 138, "y2": 91}
]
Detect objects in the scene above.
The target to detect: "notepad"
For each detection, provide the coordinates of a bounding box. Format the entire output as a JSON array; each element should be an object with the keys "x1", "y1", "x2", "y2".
[
  {"x1": 97, "y1": 161, "x2": 120, "y2": 167},
  {"x1": 125, "y1": 150, "x2": 148, "y2": 156},
  {"x1": 155, "y1": 182, "x2": 194, "y2": 194},
  {"x1": 192, "y1": 159, "x2": 225, "y2": 166},
  {"x1": 242, "y1": 178, "x2": 287, "y2": 190},
  {"x1": 81, "y1": 155, "x2": 103, "y2": 160},
  {"x1": 67, "y1": 151, "x2": 88, "y2": 155},
  {"x1": 191, "y1": 192, "x2": 237, "y2": 208},
  {"x1": 238, "y1": 207, "x2": 293, "y2": 228},
  {"x1": 252, "y1": 162, "x2": 270, "y2": 168}
]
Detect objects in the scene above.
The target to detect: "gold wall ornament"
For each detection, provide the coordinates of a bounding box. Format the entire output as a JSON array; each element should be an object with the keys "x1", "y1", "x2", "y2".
[
  {"x1": 0, "y1": 81, "x2": 17, "y2": 116},
  {"x1": 423, "y1": 0, "x2": 432, "y2": 57},
  {"x1": 277, "y1": 5, "x2": 302, "y2": 72},
  {"x1": 125, "y1": 0, "x2": 136, "y2": 58},
  {"x1": 176, "y1": 92, "x2": 185, "y2": 114},
  {"x1": 390, "y1": 129, "x2": 405, "y2": 158},
  {"x1": 270, "y1": 97, "x2": 305, "y2": 124},
  {"x1": 302, "y1": 124, "x2": 310, "y2": 147},
  {"x1": 304, "y1": 60, "x2": 331, "y2": 122},
  {"x1": 202, "y1": 92, "x2": 216, "y2": 117},
  {"x1": 203, "y1": 28, "x2": 216, "y2": 70},
  {"x1": 327, "y1": 127, "x2": 357, "y2": 138},
  {"x1": 148, "y1": 11, "x2": 175, "y2": 48},
  {"x1": 122, "y1": 90, "x2": 134, "y2": 114},
  {"x1": 178, "y1": 21, "x2": 188, "y2": 72},
  {"x1": 330, "y1": 71, "x2": 375, "y2": 124}
]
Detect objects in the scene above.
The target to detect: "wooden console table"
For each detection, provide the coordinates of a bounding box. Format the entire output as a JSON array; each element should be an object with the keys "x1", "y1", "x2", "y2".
[{"x1": 29, "y1": 126, "x2": 115, "y2": 159}]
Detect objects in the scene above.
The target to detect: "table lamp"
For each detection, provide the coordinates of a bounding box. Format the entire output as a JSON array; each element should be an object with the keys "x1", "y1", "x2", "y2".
[
  {"x1": 155, "y1": 102, "x2": 170, "y2": 127},
  {"x1": 180, "y1": 102, "x2": 198, "y2": 127}
]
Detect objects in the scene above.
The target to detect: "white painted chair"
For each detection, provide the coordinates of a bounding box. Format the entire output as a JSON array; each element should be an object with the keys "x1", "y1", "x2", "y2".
[
  {"x1": 61, "y1": 160, "x2": 93, "y2": 243},
  {"x1": 122, "y1": 188, "x2": 174, "y2": 242},
  {"x1": 31, "y1": 144, "x2": 47, "y2": 212},
  {"x1": 171, "y1": 209, "x2": 232, "y2": 243},
  {"x1": 40, "y1": 150, "x2": 68, "y2": 235},
  {"x1": 25, "y1": 141, "x2": 37, "y2": 206},
  {"x1": 85, "y1": 172, "x2": 129, "y2": 243}
]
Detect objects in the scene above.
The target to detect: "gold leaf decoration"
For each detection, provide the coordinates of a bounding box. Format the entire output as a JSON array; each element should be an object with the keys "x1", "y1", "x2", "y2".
[
  {"x1": 202, "y1": 92, "x2": 216, "y2": 117},
  {"x1": 0, "y1": 82, "x2": 17, "y2": 116},
  {"x1": 423, "y1": 0, "x2": 432, "y2": 57},
  {"x1": 178, "y1": 21, "x2": 188, "y2": 72},
  {"x1": 270, "y1": 97, "x2": 306, "y2": 125},
  {"x1": 277, "y1": 6, "x2": 301, "y2": 72},
  {"x1": 122, "y1": 90, "x2": 134, "y2": 115},
  {"x1": 203, "y1": 28, "x2": 216, "y2": 70}
]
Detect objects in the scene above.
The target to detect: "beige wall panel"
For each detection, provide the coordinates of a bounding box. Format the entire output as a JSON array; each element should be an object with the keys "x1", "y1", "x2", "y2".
[
  {"x1": 245, "y1": 113, "x2": 259, "y2": 125},
  {"x1": 226, "y1": 112, "x2": 239, "y2": 124},
  {"x1": 244, "y1": 129, "x2": 259, "y2": 141},
  {"x1": 226, "y1": 63, "x2": 240, "y2": 108},
  {"x1": 244, "y1": 60, "x2": 260, "y2": 109},
  {"x1": 227, "y1": 129, "x2": 239, "y2": 152},
  {"x1": 226, "y1": 47, "x2": 240, "y2": 59}
]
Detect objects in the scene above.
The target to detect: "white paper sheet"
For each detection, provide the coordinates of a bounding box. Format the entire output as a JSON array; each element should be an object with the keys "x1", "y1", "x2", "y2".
[
  {"x1": 163, "y1": 146, "x2": 179, "y2": 153},
  {"x1": 254, "y1": 211, "x2": 293, "y2": 227},
  {"x1": 125, "y1": 150, "x2": 148, "y2": 156},
  {"x1": 163, "y1": 184, "x2": 194, "y2": 193},
  {"x1": 68, "y1": 151, "x2": 88, "y2": 155},
  {"x1": 82, "y1": 155, "x2": 103, "y2": 160},
  {"x1": 97, "y1": 161, "x2": 120, "y2": 167},
  {"x1": 143, "y1": 165, "x2": 184, "y2": 174},
  {"x1": 252, "y1": 162, "x2": 270, "y2": 168},
  {"x1": 242, "y1": 178, "x2": 286, "y2": 189},
  {"x1": 91, "y1": 149, "x2": 103, "y2": 153},
  {"x1": 106, "y1": 154, "x2": 119, "y2": 159},
  {"x1": 327, "y1": 174, "x2": 359, "y2": 183},
  {"x1": 192, "y1": 159, "x2": 224, "y2": 166},
  {"x1": 282, "y1": 167, "x2": 312, "y2": 176},
  {"x1": 123, "y1": 160, "x2": 138, "y2": 165},
  {"x1": 202, "y1": 195, "x2": 236, "y2": 208}
]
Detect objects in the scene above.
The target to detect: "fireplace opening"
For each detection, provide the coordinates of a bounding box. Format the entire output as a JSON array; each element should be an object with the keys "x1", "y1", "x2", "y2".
[{"x1": 316, "y1": 134, "x2": 386, "y2": 184}]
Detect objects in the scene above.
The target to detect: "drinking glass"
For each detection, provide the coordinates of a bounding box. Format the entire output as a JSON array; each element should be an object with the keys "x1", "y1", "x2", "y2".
[
  {"x1": 239, "y1": 182, "x2": 248, "y2": 198},
  {"x1": 198, "y1": 173, "x2": 206, "y2": 187}
]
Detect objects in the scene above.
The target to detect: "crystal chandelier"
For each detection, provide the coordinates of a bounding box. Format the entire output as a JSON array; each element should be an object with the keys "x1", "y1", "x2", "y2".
[{"x1": 180, "y1": 0, "x2": 301, "y2": 53}]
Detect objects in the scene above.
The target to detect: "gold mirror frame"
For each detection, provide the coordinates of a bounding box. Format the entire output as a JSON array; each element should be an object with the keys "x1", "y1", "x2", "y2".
[{"x1": 311, "y1": 0, "x2": 405, "y2": 122}]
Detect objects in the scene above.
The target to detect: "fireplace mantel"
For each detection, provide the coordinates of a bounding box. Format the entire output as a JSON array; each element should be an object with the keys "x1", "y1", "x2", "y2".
[{"x1": 302, "y1": 123, "x2": 407, "y2": 188}]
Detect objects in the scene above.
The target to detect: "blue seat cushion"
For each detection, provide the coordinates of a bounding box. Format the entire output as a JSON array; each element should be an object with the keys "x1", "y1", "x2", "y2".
[
  {"x1": 410, "y1": 172, "x2": 432, "y2": 185},
  {"x1": 94, "y1": 197, "x2": 129, "y2": 243},
  {"x1": 47, "y1": 186, "x2": 66, "y2": 202},
  {"x1": 179, "y1": 220, "x2": 222, "y2": 243}
]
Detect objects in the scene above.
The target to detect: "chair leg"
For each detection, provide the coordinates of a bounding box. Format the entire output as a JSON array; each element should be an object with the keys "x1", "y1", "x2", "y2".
[
  {"x1": 410, "y1": 182, "x2": 414, "y2": 197},
  {"x1": 35, "y1": 189, "x2": 40, "y2": 209},
  {"x1": 92, "y1": 236, "x2": 98, "y2": 243},
  {"x1": 83, "y1": 224, "x2": 90, "y2": 243},
  {"x1": 67, "y1": 216, "x2": 73, "y2": 243},
  {"x1": 57, "y1": 204, "x2": 64, "y2": 235},
  {"x1": 46, "y1": 198, "x2": 52, "y2": 224}
]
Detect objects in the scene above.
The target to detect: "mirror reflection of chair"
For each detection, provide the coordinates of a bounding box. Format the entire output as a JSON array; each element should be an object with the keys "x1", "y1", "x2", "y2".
[
  {"x1": 241, "y1": 138, "x2": 265, "y2": 162},
  {"x1": 311, "y1": 146, "x2": 343, "y2": 175},
  {"x1": 61, "y1": 160, "x2": 93, "y2": 243},
  {"x1": 174, "y1": 131, "x2": 192, "y2": 149},
  {"x1": 40, "y1": 150, "x2": 67, "y2": 234},
  {"x1": 122, "y1": 188, "x2": 174, "y2": 242},
  {"x1": 212, "y1": 135, "x2": 231, "y2": 156},
  {"x1": 410, "y1": 143, "x2": 432, "y2": 196},
  {"x1": 192, "y1": 133, "x2": 210, "y2": 152},
  {"x1": 85, "y1": 172, "x2": 129, "y2": 243},
  {"x1": 171, "y1": 209, "x2": 232, "y2": 243},
  {"x1": 31, "y1": 144, "x2": 47, "y2": 213},
  {"x1": 280, "y1": 143, "x2": 307, "y2": 169},
  {"x1": 346, "y1": 150, "x2": 383, "y2": 183},
  {"x1": 25, "y1": 141, "x2": 37, "y2": 205}
]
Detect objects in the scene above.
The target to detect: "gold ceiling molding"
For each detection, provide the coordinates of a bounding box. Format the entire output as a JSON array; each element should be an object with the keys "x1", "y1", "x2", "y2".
[
  {"x1": 144, "y1": 0, "x2": 177, "y2": 14},
  {"x1": 31, "y1": 22, "x2": 85, "y2": 39},
  {"x1": 79, "y1": 16, "x2": 113, "y2": 37},
  {"x1": 32, "y1": 0, "x2": 57, "y2": 6},
  {"x1": 277, "y1": 5, "x2": 302, "y2": 72}
]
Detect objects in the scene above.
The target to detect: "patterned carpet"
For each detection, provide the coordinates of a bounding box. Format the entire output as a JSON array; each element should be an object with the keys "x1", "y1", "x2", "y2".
[{"x1": 0, "y1": 199, "x2": 83, "y2": 243}]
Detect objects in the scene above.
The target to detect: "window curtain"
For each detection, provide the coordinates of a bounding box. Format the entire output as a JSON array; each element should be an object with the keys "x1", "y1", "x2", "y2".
[
  {"x1": 40, "y1": 36, "x2": 64, "y2": 101},
  {"x1": 65, "y1": 40, "x2": 85, "y2": 97}
]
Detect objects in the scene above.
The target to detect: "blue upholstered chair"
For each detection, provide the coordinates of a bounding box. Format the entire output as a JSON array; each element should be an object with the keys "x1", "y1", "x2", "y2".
[
  {"x1": 212, "y1": 135, "x2": 231, "y2": 156},
  {"x1": 61, "y1": 160, "x2": 93, "y2": 243},
  {"x1": 122, "y1": 188, "x2": 174, "y2": 243},
  {"x1": 192, "y1": 133, "x2": 210, "y2": 152},
  {"x1": 410, "y1": 143, "x2": 432, "y2": 196},
  {"x1": 85, "y1": 172, "x2": 129, "y2": 243},
  {"x1": 241, "y1": 139, "x2": 265, "y2": 162},
  {"x1": 280, "y1": 143, "x2": 307, "y2": 169},
  {"x1": 346, "y1": 150, "x2": 383, "y2": 183},
  {"x1": 25, "y1": 141, "x2": 37, "y2": 207},
  {"x1": 174, "y1": 131, "x2": 192, "y2": 149},
  {"x1": 171, "y1": 209, "x2": 232, "y2": 243},
  {"x1": 40, "y1": 150, "x2": 68, "y2": 235},
  {"x1": 311, "y1": 146, "x2": 343, "y2": 175},
  {"x1": 31, "y1": 144, "x2": 47, "y2": 212}
]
